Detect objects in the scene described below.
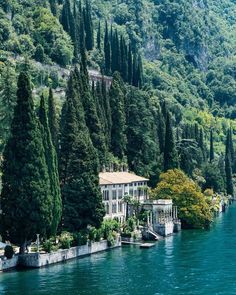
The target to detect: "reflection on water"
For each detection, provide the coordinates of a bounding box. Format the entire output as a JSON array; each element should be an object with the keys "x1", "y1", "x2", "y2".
[{"x1": 1, "y1": 206, "x2": 236, "y2": 295}]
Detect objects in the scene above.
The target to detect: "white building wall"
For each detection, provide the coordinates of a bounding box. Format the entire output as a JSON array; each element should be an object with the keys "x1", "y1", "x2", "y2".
[{"x1": 100, "y1": 181, "x2": 148, "y2": 223}]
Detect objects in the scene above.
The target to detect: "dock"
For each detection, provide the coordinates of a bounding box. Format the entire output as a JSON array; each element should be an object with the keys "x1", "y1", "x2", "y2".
[{"x1": 140, "y1": 243, "x2": 155, "y2": 249}]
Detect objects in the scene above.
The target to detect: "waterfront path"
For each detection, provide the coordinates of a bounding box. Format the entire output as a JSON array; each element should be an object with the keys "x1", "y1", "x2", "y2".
[{"x1": 1, "y1": 205, "x2": 236, "y2": 295}]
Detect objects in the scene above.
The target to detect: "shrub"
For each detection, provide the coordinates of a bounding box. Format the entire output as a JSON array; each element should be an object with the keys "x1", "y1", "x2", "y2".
[
  {"x1": 107, "y1": 232, "x2": 115, "y2": 247},
  {"x1": 42, "y1": 240, "x2": 53, "y2": 253},
  {"x1": 88, "y1": 227, "x2": 97, "y2": 241},
  {"x1": 59, "y1": 232, "x2": 73, "y2": 249},
  {"x1": 4, "y1": 245, "x2": 14, "y2": 259},
  {"x1": 101, "y1": 219, "x2": 120, "y2": 239},
  {"x1": 73, "y1": 231, "x2": 88, "y2": 246}
]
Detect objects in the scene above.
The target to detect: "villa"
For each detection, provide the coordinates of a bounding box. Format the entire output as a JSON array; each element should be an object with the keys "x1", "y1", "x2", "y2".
[{"x1": 99, "y1": 172, "x2": 149, "y2": 223}]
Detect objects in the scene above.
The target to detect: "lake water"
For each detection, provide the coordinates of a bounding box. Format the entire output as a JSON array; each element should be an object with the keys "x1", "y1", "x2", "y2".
[{"x1": 1, "y1": 205, "x2": 236, "y2": 295}]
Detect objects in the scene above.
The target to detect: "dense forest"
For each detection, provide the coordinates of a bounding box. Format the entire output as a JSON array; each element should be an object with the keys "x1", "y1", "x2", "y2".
[{"x1": 0, "y1": 0, "x2": 236, "y2": 250}]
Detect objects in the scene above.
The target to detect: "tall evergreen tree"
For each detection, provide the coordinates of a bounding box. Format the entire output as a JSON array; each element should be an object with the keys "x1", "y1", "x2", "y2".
[
  {"x1": 225, "y1": 152, "x2": 234, "y2": 196},
  {"x1": 163, "y1": 111, "x2": 179, "y2": 171},
  {"x1": 39, "y1": 95, "x2": 62, "y2": 236},
  {"x1": 157, "y1": 109, "x2": 165, "y2": 154},
  {"x1": 127, "y1": 43, "x2": 133, "y2": 84},
  {"x1": 48, "y1": 88, "x2": 59, "y2": 150},
  {"x1": 59, "y1": 72, "x2": 105, "y2": 231},
  {"x1": 104, "y1": 21, "x2": 111, "y2": 74},
  {"x1": 0, "y1": 64, "x2": 17, "y2": 153},
  {"x1": 109, "y1": 72, "x2": 127, "y2": 159},
  {"x1": 0, "y1": 72, "x2": 52, "y2": 253},
  {"x1": 77, "y1": 61, "x2": 107, "y2": 165},
  {"x1": 84, "y1": 0, "x2": 94, "y2": 51},
  {"x1": 49, "y1": 0, "x2": 57, "y2": 16},
  {"x1": 97, "y1": 20, "x2": 101, "y2": 50},
  {"x1": 209, "y1": 129, "x2": 214, "y2": 163},
  {"x1": 225, "y1": 129, "x2": 234, "y2": 196},
  {"x1": 101, "y1": 79, "x2": 112, "y2": 148}
]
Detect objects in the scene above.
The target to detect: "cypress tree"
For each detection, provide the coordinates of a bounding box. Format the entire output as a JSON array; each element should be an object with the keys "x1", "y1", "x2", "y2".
[
  {"x1": 49, "y1": 0, "x2": 57, "y2": 16},
  {"x1": 48, "y1": 88, "x2": 59, "y2": 150},
  {"x1": 157, "y1": 109, "x2": 165, "y2": 154},
  {"x1": 132, "y1": 53, "x2": 138, "y2": 86},
  {"x1": 136, "y1": 54, "x2": 143, "y2": 88},
  {"x1": 209, "y1": 129, "x2": 214, "y2": 163},
  {"x1": 120, "y1": 36, "x2": 128, "y2": 82},
  {"x1": 84, "y1": 0, "x2": 94, "y2": 51},
  {"x1": 59, "y1": 72, "x2": 105, "y2": 231},
  {"x1": 60, "y1": 0, "x2": 71, "y2": 34},
  {"x1": 97, "y1": 20, "x2": 101, "y2": 50},
  {"x1": 225, "y1": 129, "x2": 234, "y2": 196},
  {"x1": 77, "y1": 60, "x2": 107, "y2": 165},
  {"x1": 198, "y1": 127, "x2": 205, "y2": 160},
  {"x1": 127, "y1": 43, "x2": 133, "y2": 84},
  {"x1": 0, "y1": 72, "x2": 52, "y2": 253},
  {"x1": 104, "y1": 21, "x2": 111, "y2": 74},
  {"x1": 225, "y1": 153, "x2": 234, "y2": 196},
  {"x1": 39, "y1": 95, "x2": 62, "y2": 236},
  {"x1": 109, "y1": 72, "x2": 127, "y2": 159},
  {"x1": 163, "y1": 111, "x2": 179, "y2": 171},
  {"x1": 0, "y1": 64, "x2": 17, "y2": 153},
  {"x1": 101, "y1": 79, "x2": 112, "y2": 148}
]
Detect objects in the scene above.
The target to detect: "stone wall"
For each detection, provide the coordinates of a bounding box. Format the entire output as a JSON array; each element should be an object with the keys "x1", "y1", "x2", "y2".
[
  {"x1": 154, "y1": 222, "x2": 174, "y2": 237},
  {"x1": 19, "y1": 238, "x2": 121, "y2": 269},
  {"x1": 0, "y1": 256, "x2": 19, "y2": 271}
]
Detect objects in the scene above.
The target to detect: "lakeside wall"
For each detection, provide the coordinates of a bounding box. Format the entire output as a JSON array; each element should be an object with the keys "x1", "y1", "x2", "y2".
[{"x1": 0, "y1": 238, "x2": 121, "y2": 271}]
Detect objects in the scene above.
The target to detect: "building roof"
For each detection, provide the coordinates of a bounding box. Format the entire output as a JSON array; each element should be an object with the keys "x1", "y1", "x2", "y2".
[{"x1": 99, "y1": 172, "x2": 149, "y2": 185}]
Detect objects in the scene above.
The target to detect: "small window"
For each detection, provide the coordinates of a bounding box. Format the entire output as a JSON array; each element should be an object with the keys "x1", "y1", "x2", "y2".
[
  {"x1": 129, "y1": 189, "x2": 134, "y2": 196},
  {"x1": 112, "y1": 190, "x2": 117, "y2": 200},
  {"x1": 118, "y1": 202, "x2": 123, "y2": 212},
  {"x1": 118, "y1": 189, "x2": 123, "y2": 199},
  {"x1": 105, "y1": 203, "x2": 109, "y2": 214},
  {"x1": 112, "y1": 203, "x2": 117, "y2": 213}
]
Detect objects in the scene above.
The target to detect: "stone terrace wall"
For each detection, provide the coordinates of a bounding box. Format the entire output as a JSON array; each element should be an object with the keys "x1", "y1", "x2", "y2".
[
  {"x1": 0, "y1": 256, "x2": 19, "y2": 271},
  {"x1": 19, "y1": 238, "x2": 121, "y2": 269}
]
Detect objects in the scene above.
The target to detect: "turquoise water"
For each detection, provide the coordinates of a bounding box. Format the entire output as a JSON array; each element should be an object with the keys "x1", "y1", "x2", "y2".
[{"x1": 1, "y1": 206, "x2": 236, "y2": 295}]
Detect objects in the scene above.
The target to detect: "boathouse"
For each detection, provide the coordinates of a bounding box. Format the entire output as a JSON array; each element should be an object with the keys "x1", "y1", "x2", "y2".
[{"x1": 99, "y1": 172, "x2": 149, "y2": 223}]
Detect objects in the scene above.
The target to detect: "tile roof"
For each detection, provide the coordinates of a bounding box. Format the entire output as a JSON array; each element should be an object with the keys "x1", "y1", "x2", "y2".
[{"x1": 99, "y1": 172, "x2": 149, "y2": 185}]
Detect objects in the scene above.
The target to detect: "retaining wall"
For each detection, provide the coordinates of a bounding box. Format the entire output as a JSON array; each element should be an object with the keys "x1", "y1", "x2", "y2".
[
  {"x1": 20, "y1": 239, "x2": 121, "y2": 268},
  {"x1": 0, "y1": 256, "x2": 19, "y2": 271}
]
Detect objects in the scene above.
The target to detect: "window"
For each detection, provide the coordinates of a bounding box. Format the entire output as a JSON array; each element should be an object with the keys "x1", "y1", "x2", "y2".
[
  {"x1": 103, "y1": 190, "x2": 109, "y2": 201},
  {"x1": 113, "y1": 185, "x2": 116, "y2": 188},
  {"x1": 134, "y1": 183, "x2": 137, "y2": 186},
  {"x1": 118, "y1": 202, "x2": 123, "y2": 212},
  {"x1": 112, "y1": 203, "x2": 117, "y2": 213},
  {"x1": 105, "y1": 203, "x2": 109, "y2": 214},
  {"x1": 130, "y1": 183, "x2": 133, "y2": 187},
  {"x1": 129, "y1": 189, "x2": 134, "y2": 196},
  {"x1": 118, "y1": 189, "x2": 123, "y2": 199},
  {"x1": 112, "y1": 190, "x2": 117, "y2": 200},
  {"x1": 134, "y1": 190, "x2": 137, "y2": 197}
]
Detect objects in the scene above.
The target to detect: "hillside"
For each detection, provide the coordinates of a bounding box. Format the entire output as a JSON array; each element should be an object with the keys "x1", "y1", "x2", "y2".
[{"x1": 0, "y1": 0, "x2": 236, "y2": 188}]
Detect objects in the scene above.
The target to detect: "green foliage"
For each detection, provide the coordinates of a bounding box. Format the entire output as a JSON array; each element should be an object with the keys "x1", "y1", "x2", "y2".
[
  {"x1": 0, "y1": 63, "x2": 17, "y2": 153},
  {"x1": 59, "y1": 70, "x2": 105, "y2": 232},
  {"x1": 101, "y1": 219, "x2": 120, "y2": 240},
  {"x1": 59, "y1": 232, "x2": 73, "y2": 249},
  {"x1": 73, "y1": 231, "x2": 88, "y2": 246},
  {"x1": 42, "y1": 239, "x2": 53, "y2": 253},
  {"x1": 4, "y1": 245, "x2": 14, "y2": 259},
  {"x1": 0, "y1": 72, "x2": 52, "y2": 253},
  {"x1": 151, "y1": 169, "x2": 213, "y2": 229},
  {"x1": 38, "y1": 94, "x2": 62, "y2": 236}
]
